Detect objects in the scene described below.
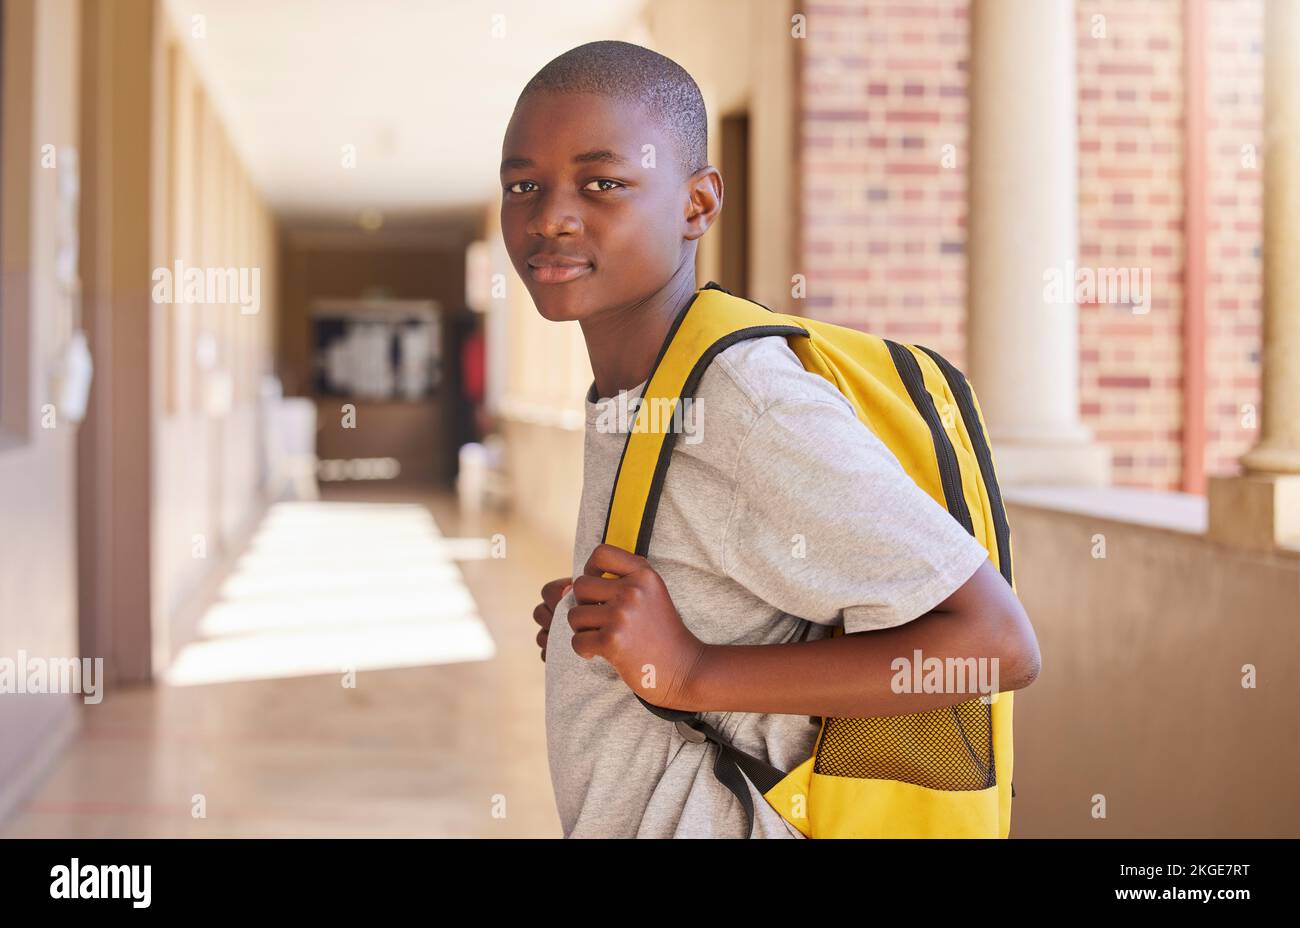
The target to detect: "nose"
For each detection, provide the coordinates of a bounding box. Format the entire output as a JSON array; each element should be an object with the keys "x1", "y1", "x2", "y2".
[{"x1": 526, "y1": 189, "x2": 582, "y2": 238}]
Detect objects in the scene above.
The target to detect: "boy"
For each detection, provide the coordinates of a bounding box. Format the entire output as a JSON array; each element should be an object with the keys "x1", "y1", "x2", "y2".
[{"x1": 503, "y1": 41, "x2": 1040, "y2": 838}]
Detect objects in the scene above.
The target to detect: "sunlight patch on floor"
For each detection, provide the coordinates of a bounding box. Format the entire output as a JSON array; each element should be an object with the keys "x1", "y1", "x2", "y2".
[{"x1": 164, "y1": 501, "x2": 496, "y2": 687}]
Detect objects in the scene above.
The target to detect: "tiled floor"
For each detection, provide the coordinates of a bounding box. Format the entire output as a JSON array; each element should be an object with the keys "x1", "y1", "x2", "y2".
[{"x1": 1, "y1": 483, "x2": 569, "y2": 838}]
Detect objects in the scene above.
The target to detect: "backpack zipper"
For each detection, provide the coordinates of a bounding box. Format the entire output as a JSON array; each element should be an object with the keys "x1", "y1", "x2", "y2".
[
  {"x1": 883, "y1": 341, "x2": 974, "y2": 535},
  {"x1": 915, "y1": 345, "x2": 1014, "y2": 585}
]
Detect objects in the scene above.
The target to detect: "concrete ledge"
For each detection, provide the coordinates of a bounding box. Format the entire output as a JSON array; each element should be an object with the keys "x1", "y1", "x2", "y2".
[
  {"x1": 1002, "y1": 494, "x2": 1300, "y2": 836},
  {"x1": 1002, "y1": 484, "x2": 1208, "y2": 535},
  {"x1": 1208, "y1": 473, "x2": 1300, "y2": 553}
]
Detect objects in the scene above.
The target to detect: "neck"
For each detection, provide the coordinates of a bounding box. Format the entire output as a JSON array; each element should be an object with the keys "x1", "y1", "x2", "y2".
[{"x1": 581, "y1": 263, "x2": 697, "y2": 400}]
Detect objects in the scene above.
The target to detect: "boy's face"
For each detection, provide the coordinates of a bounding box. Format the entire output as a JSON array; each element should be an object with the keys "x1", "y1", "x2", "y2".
[{"x1": 499, "y1": 91, "x2": 714, "y2": 323}]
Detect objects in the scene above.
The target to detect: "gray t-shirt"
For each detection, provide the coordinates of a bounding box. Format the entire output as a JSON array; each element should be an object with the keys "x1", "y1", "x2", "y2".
[{"x1": 544, "y1": 333, "x2": 991, "y2": 838}]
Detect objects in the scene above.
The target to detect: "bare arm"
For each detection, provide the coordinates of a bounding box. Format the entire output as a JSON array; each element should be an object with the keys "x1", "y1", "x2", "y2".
[
  {"x1": 679, "y1": 558, "x2": 1040, "y2": 717},
  {"x1": 570, "y1": 545, "x2": 1040, "y2": 719}
]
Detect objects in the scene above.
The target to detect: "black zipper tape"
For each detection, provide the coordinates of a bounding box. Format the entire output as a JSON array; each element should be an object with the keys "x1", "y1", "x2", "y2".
[
  {"x1": 916, "y1": 345, "x2": 1014, "y2": 587},
  {"x1": 884, "y1": 341, "x2": 974, "y2": 536}
]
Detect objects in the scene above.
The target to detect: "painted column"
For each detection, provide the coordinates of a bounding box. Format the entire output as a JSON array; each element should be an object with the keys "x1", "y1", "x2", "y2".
[
  {"x1": 1209, "y1": 0, "x2": 1300, "y2": 551},
  {"x1": 967, "y1": 0, "x2": 1109, "y2": 485},
  {"x1": 1241, "y1": 0, "x2": 1300, "y2": 476}
]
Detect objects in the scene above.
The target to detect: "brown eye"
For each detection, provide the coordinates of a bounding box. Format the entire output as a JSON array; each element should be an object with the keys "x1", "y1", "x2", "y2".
[
  {"x1": 506, "y1": 181, "x2": 537, "y2": 194},
  {"x1": 584, "y1": 179, "x2": 623, "y2": 192}
]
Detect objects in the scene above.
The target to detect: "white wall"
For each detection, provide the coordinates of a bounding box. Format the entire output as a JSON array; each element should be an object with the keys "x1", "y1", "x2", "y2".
[{"x1": 0, "y1": 0, "x2": 84, "y2": 825}]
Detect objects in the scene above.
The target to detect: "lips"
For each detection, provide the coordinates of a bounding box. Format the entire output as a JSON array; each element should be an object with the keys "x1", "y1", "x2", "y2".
[{"x1": 527, "y1": 254, "x2": 593, "y2": 284}]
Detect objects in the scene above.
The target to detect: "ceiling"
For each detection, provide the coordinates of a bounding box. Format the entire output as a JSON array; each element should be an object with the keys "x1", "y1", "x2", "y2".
[{"x1": 163, "y1": 0, "x2": 649, "y2": 229}]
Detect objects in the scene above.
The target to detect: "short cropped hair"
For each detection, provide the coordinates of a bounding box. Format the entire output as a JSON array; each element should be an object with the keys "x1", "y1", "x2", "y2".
[{"x1": 517, "y1": 40, "x2": 709, "y2": 177}]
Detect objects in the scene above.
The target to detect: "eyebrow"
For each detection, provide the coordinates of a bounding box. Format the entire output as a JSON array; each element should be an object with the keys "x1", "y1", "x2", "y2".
[
  {"x1": 499, "y1": 149, "x2": 630, "y2": 173},
  {"x1": 572, "y1": 149, "x2": 628, "y2": 166}
]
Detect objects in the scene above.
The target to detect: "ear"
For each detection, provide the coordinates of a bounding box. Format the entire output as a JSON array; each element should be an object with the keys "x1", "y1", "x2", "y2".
[{"x1": 683, "y1": 166, "x2": 723, "y2": 241}]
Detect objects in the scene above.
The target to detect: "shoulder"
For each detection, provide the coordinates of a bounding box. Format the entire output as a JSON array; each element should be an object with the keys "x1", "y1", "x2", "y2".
[{"x1": 700, "y1": 333, "x2": 855, "y2": 420}]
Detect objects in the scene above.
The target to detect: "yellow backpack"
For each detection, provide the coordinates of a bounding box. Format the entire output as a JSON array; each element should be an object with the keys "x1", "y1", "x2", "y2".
[{"x1": 601, "y1": 282, "x2": 1016, "y2": 838}]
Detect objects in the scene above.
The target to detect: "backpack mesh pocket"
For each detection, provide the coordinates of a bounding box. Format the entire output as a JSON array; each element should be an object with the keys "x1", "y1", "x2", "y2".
[{"x1": 812, "y1": 697, "x2": 995, "y2": 790}]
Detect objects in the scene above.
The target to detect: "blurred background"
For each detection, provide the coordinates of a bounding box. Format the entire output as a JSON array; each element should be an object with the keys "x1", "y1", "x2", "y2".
[{"x1": 0, "y1": 0, "x2": 1297, "y2": 838}]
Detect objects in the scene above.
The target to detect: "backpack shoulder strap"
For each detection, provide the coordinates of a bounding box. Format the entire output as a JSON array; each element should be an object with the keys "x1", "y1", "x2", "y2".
[
  {"x1": 598, "y1": 284, "x2": 805, "y2": 835},
  {"x1": 600, "y1": 283, "x2": 807, "y2": 556}
]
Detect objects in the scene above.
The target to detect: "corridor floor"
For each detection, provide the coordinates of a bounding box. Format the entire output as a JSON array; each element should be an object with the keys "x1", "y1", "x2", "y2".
[{"x1": 1, "y1": 484, "x2": 566, "y2": 838}]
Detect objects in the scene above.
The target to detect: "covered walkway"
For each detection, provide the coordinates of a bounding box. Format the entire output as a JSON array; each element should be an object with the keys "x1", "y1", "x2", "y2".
[
  {"x1": 1, "y1": 0, "x2": 1297, "y2": 841},
  {"x1": 2, "y1": 489, "x2": 559, "y2": 838}
]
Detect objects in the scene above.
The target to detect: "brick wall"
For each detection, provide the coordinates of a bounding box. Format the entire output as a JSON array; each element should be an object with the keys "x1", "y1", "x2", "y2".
[
  {"x1": 1075, "y1": 0, "x2": 1185, "y2": 489},
  {"x1": 799, "y1": 0, "x2": 1265, "y2": 491},
  {"x1": 800, "y1": 0, "x2": 969, "y2": 365},
  {"x1": 1203, "y1": 0, "x2": 1263, "y2": 478}
]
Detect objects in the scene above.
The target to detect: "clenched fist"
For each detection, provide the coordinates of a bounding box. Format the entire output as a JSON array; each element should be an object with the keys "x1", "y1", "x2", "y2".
[
  {"x1": 568, "y1": 543, "x2": 708, "y2": 711},
  {"x1": 533, "y1": 576, "x2": 573, "y2": 662}
]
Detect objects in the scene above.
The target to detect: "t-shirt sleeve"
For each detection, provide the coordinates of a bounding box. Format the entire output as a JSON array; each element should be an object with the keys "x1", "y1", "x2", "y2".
[{"x1": 720, "y1": 396, "x2": 991, "y2": 634}]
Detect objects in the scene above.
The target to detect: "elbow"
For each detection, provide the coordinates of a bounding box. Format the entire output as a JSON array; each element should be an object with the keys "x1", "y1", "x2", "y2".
[
  {"x1": 1003, "y1": 637, "x2": 1041, "y2": 692},
  {"x1": 995, "y1": 602, "x2": 1041, "y2": 693}
]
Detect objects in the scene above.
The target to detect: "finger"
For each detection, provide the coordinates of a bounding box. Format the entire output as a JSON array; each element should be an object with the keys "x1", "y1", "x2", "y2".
[
  {"x1": 583, "y1": 543, "x2": 645, "y2": 580},
  {"x1": 542, "y1": 576, "x2": 573, "y2": 595},
  {"x1": 536, "y1": 627, "x2": 547, "y2": 649},
  {"x1": 566, "y1": 602, "x2": 610, "y2": 634},
  {"x1": 532, "y1": 602, "x2": 553, "y2": 629},
  {"x1": 541, "y1": 576, "x2": 574, "y2": 609},
  {"x1": 571, "y1": 574, "x2": 622, "y2": 605},
  {"x1": 570, "y1": 627, "x2": 607, "y2": 661}
]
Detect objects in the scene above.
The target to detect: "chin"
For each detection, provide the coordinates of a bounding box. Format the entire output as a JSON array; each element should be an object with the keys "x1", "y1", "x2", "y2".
[{"x1": 528, "y1": 283, "x2": 596, "y2": 323}]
